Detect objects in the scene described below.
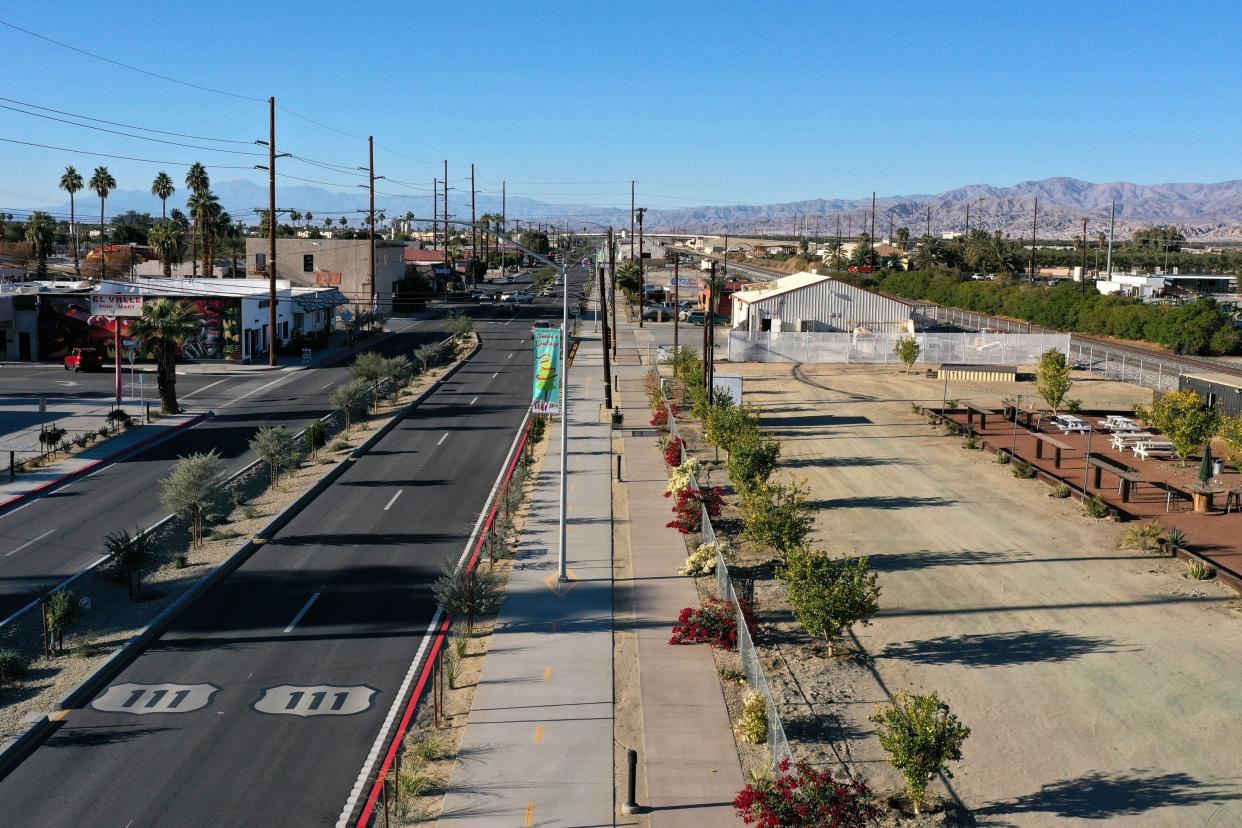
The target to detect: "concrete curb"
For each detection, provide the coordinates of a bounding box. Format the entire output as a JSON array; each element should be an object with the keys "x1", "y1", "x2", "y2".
[
  {"x1": 0, "y1": 412, "x2": 212, "y2": 515},
  {"x1": 0, "y1": 338, "x2": 483, "y2": 781}
]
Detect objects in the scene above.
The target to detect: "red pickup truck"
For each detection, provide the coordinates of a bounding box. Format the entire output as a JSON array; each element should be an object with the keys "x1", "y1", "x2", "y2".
[{"x1": 63, "y1": 347, "x2": 104, "y2": 372}]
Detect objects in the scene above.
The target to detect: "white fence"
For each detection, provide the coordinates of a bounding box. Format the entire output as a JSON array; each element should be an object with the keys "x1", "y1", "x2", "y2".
[{"x1": 729, "y1": 330, "x2": 1071, "y2": 365}]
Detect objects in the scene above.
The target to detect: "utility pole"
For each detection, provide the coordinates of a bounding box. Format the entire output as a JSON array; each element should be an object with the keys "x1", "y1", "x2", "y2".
[
  {"x1": 609, "y1": 228, "x2": 617, "y2": 358},
  {"x1": 368, "y1": 135, "x2": 376, "y2": 306},
  {"x1": 673, "y1": 252, "x2": 680, "y2": 351},
  {"x1": 966, "y1": 201, "x2": 971, "y2": 236},
  {"x1": 926, "y1": 205, "x2": 931, "y2": 238},
  {"x1": 470, "y1": 163, "x2": 477, "y2": 284},
  {"x1": 1081, "y1": 217, "x2": 1089, "y2": 297},
  {"x1": 704, "y1": 261, "x2": 714, "y2": 401},
  {"x1": 635, "y1": 206, "x2": 646, "y2": 328},
  {"x1": 432, "y1": 178, "x2": 438, "y2": 251},
  {"x1": 1106, "y1": 199, "x2": 1115, "y2": 278},
  {"x1": 501, "y1": 180, "x2": 506, "y2": 273},
  {"x1": 630, "y1": 180, "x2": 635, "y2": 262},
  {"x1": 267, "y1": 96, "x2": 278, "y2": 366},
  {"x1": 601, "y1": 229, "x2": 613, "y2": 409},
  {"x1": 870, "y1": 192, "x2": 877, "y2": 267},
  {"x1": 1029, "y1": 196, "x2": 1038, "y2": 283}
]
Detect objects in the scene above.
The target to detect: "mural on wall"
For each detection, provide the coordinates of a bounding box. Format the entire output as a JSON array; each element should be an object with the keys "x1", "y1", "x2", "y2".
[{"x1": 39, "y1": 296, "x2": 241, "y2": 361}]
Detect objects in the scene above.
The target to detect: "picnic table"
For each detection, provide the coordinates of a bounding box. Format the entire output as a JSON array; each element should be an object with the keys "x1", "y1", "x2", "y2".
[
  {"x1": 1087, "y1": 453, "x2": 1141, "y2": 503},
  {"x1": 1133, "y1": 440, "x2": 1175, "y2": 461},
  {"x1": 1110, "y1": 431, "x2": 1154, "y2": 451},
  {"x1": 1102, "y1": 415, "x2": 1142, "y2": 432},
  {"x1": 1033, "y1": 433, "x2": 1073, "y2": 469},
  {"x1": 962, "y1": 402, "x2": 994, "y2": 430}
]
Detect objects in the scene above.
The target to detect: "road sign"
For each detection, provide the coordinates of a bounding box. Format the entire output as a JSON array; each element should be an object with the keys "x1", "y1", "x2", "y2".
[
  {"x1": 253, "y1": 684, "x2": 377, "y2": 717},
  {"x1": 90, "y1": 295, "x2": 144, "y2": 317},
  {"x1": 91, "y1": 683, "x2": 219, "y2": 714}
]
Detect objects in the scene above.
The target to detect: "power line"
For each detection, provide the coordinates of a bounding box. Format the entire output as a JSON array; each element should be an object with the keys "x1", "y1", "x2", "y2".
[
  {"x1": 0, "y1": 17, "x2": 263, "y2": 102},
  {"x1": 277, "y1": 171, "x2": 366, "y2": 189},
  {"x1": 0, "y1": 96, "x2": 255, "y2": 144},
  {"x1": 0, "y1": 136, "x2": 255, "y2": 169},
  {"x1": 0, "y1": 102, "x2": 266, "y2": 156}
]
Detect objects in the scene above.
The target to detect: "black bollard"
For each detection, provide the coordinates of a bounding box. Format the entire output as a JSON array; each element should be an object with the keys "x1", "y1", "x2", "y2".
[
  {"x1": 622, "y1": 748, "x2": 642, "y2": 814},
  {"x1": 616, "y1": 454, "x2": 622, "y2": 482}
]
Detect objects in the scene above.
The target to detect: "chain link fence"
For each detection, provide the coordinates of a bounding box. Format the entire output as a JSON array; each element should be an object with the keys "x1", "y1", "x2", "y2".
[
  {"x1": 729, "y1": 329, "x2": 1070, "y2": 366},
  {"x1": 666, "y1": 400, "x2": 795, "y2": 771}
]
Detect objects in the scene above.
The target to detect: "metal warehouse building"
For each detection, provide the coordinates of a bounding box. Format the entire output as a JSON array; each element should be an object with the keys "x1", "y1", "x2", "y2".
[
  {"x1": 731, "y1": 272, "x2": 914, "y2": 334},
  {"x1": 1179, "y1": 373, "x2": 1242, "y2": 418}
]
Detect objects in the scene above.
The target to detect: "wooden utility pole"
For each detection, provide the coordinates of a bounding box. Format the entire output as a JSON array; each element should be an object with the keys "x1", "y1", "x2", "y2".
[
  {"x1": 432, "y1": 178, "x2": 438, "y2": 250},
  {"x1": 501, "y1": 180, "x2": 506, "y2": 272},
  {"x1": 673, "y1": 253, "x2": 680, "y2": 351},
  {"x1": 630, "y1": 180, "x2": 635, "y2": 262},
  {"x1": 1081, "y1": 216, "x2": 1089, "y2": 296},
  {"x1": 609, "y1": 228, "x2": 617, "y2": 358},
  {"x1": 267, "y1": 96, "x2": 278, "y2": 367},
  {"x1": 368, "y1": 135, "x2": 376, "y2": 305},
  {"x1": 601, "y1": 227, "x2": 613, "y2": 409},
  {"x1": 470, "y1": 163, "x2": 477, "y2": 282},
  {"x1": 635, "y1": 207, "x2": 646, "y2": 328}
]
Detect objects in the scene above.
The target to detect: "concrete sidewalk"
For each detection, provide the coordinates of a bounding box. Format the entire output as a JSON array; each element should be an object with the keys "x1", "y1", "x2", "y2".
[
  {"x1": 440, "y1": 334, "x2": 613, "y2": 826},
  {"x1": 614, "y1": 320, "x2": 746, "y2": 826}
]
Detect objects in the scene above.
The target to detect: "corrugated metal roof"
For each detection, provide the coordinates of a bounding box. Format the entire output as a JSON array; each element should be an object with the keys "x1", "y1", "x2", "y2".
[{"x1": 733, "y1": 272, "x2": 829, "y2": 304}]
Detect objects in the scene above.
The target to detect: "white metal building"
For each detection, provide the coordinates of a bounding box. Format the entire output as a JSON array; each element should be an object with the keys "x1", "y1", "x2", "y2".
[{"x1": 731, "y1": 272, "x2": 914, "y2": 334}]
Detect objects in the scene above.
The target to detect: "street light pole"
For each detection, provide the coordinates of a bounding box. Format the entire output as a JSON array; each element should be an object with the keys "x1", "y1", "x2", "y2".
[
  {"x1": 558, "y1": 252, "x2": 569, "y2": 582},
  {"x1": 267, "y1": 97, "x2": 278, "y2": 366},
  {"x1": 635, "y1": 207, "x2": 646, "y2": 328}
]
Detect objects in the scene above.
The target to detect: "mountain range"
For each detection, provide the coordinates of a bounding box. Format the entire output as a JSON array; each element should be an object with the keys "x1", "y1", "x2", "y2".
[{"x1": 37, "y1": 176, "x2": 1242, "y2": 242}]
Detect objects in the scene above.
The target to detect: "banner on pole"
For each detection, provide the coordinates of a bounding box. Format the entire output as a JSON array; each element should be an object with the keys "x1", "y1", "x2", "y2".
[{"x1": 531, "y1": 327, "x2": 562, "y2": 414}]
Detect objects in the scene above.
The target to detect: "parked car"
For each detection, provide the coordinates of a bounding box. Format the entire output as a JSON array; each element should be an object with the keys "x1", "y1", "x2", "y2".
[
  {"x1": 681, "y1": 310, "x2": 728, "y2": 325},
  {"x1": 63, "y1": 347, "x2": 103, "y2": 372}
]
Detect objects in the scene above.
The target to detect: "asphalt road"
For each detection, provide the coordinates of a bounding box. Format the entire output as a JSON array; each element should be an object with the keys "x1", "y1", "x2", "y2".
[
  {"x1": 0, "y1": 266, "x2": 591, "y2": 826},
  {"x1": 0, "y1": 316, "x2": 445, "y2": 621}
]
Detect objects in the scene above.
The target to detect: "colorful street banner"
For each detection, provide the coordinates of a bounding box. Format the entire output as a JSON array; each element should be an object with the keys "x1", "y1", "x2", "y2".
[{"x1": 531, "y1": 327, "x2": 562, "y2": 414}]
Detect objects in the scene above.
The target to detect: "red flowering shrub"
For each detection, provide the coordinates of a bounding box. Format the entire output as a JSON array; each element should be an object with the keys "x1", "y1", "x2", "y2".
[
  {"x1": 650, "y1": 407, "x2": 669, "y2": 428},
  {"x1": 666, "y1": 485, "x2": 724, "y2": 534},
  {"x1": 662, "y1": 437, "x2": 685, "y2": 467},
  {"x1": 734, "y1": 759, "x2": 877, "y2": 827},
  {"x1": 669, "y1": 596, "x2": 755, "y2": 649}
]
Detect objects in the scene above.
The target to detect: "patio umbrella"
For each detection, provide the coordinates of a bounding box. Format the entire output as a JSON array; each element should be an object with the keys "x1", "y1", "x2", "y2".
[{"x1": 1199, "y1": 443, "x2": 1214, "y2": 485}]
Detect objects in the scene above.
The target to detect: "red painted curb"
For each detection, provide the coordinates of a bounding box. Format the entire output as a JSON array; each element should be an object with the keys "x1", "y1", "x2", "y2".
[{"x1": 0, "y1": 412, "x2": 209, "y2": 513}]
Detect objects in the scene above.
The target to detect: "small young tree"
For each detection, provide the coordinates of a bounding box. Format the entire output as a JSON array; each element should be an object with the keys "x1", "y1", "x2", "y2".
[
  {"x1": 431, "y1": 561, "x2": 504, "y2": 633},
  {"x1": 869, "y1": 691, "x2": 971, "y2": 816},
  {"x1": 304, "y1": 419, "x2": 326, "y2": 459},
  {"x1": 250, "y1": 425, "x2": 302, "y2": 484},
  {"x1": 727, "y1": 433, "x2": 782, "y2": 488},
  {"x1": 103, "y1": 528, "x2": 156, "y2": 597},
  {"x1": 385, "y1": 355, "x2": 414, "y2": 388},
  {"x1": 41, "y1": 588, "x2": 82, "y2": 654},
  {"x1": 894, "y1": 336, "x2": 921, "y2": 373},
  {"x1": 740, "y1": 479, "x2": 815, "y2": 556},
  {"x1": 331, "y1": 377, "x2": 371, "y2": 430},
  {"x1": 1035, "y1": 347, "x2": 1073, "y2": 413},
  {"x1": 415, "y1": 343, "x2": 440, "y2": 374},
  {"x1": 351, "y1": 350, "x2": 388, "y2": 398},
  {"x1": 444, "y1": 312, "x2": 474, "y2": 340},
  {"x1": 1136, "y1": 389, "x2": 1220, "y2": 466},
  {"x1": 779, "y1": 548, "x2": 880, "y2": 657},
  {"x1": 159, "y1": 450, "x2": 226, "y2": 546},
  {"x1": 1219, "y1": 413, "x2": 1242, "y2": 472}
]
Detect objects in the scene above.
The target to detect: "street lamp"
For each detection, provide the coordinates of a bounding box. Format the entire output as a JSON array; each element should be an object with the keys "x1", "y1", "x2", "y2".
[{"x1": 634, "y1": 207, "x2": 647, "y2": 327}]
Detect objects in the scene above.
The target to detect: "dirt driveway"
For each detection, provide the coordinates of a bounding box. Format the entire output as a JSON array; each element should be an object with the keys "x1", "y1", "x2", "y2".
[{"x1": 727, "y1": 362, "x2": 1242, "y2": 826}]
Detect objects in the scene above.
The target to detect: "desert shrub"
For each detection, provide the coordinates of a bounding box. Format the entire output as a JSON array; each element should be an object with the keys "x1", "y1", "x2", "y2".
[
  {"x1": 159, "y1": 450, "x2": 225, "y2": 546},
  {"x1": 106, "y1": 409, "x2": 134, "y2": 429},
  {"x1": 1011, "y1": 461, "x2": 1035, "y2": 479},
  {"x1": 662, "y1": 436, "x2": 685, "y2": 467},
  {"x1": 1049, "y1": 483, "x2": 1071, "y2": 498},
  {"x1": 431, "y1": 561, "x2": 504, "y2": 633},
  {"x1": 667, "y1": 485, "x2": 724, "y2": 534},
  {"x1": 962, "y1": 433, "x2": 979, "y2": 449},
  {"x1": 1186, "y1": 559, "x2": 1214, "y2": 580},
  {"x1": 0, "y1": 649, "x2": 29, "y2": 687},
  {"x1": 1163, "y1": 526, "x2": 1187, "y2": 552},
  {"x1": 734, "y1": 690, "x2": 768, "y2": 745},
  {"x1": 669, "y1": 596, "x2": 754, "y2": 650},
  {"x1": 1081, "y1": 494, "x2": 1110, "y2": 518},
  {"x1": 1121, "y1": 520, "x2": 1161, "y2": 551},
  {"x1": 994, "y1": 451, "x2": 1010, "y2": 465},
  {"x1": 679, "y1": 540, "x2": 732, "y2": 577},
  {"x1": 1066, "y1": 398, "x2": 1083, "y2": 413},
  {"x1": 665, "y1": 456, "x2": 700, "y2": 494},
  {"x1": 103, "y1": 528, "x2": 156, "y2": 597},
  {"x1": 331, "y1": 378, "x2": 371, "y2": 429}
]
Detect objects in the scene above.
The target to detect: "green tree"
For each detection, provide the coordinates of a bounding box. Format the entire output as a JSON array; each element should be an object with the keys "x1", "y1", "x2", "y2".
[
  {"x1": 431, "y1": 560, "x2": 504, "y2": 633},
  {"x1": 159, "y1": 450, "x2": 226, "y2": 546},
  {"x1": 150, "y1": 171, "x2": 176, "y2": 220},
  {"x1": 869, "y1": 691, "x2": 970, "y2": 816},
  {"x1": 111, "y1": 210, "x2": 155, "y2": 245},
  {"x1": 250, "y1": 425, "x2": 303, "y2": 484},
  {"x1": 23, "y1": 212, "x2": 55, "y2": 276},
  {"x1": 103, "y1": 528, "x2": 156, "y2": 597},
  {"x1": 740, "y1": 479, "x2": 815, "y2": 556},
  {"x1": 185, "y1": 162, "x2": 211, "y2": 276},
  {"x1": 1219, "y1": 414, "x2": 1242, "y2": 473},
  {"x1": 351, "y1": 350, "x2": 388, "y2": 386},
  {"x1": 131, "y1": 298, "x2": 199, "y2": 414},
  {"x1": 1136, "y1": 389, "x2": 1220, "y2": 466},
  {"x1": 59, "y1": 165, "x2": 84, "y2": 274},
  {"x1": 780, "y1": 548, "x2": 880, "y2": 657},
  {"x1": 616, "y1": 261, "x2": 642, "y2": 296},
  {"x1": 894, "y1": 336, "x2": 921, "y2": 373},
  {"x1": 727, "y1": 433, "x2": 781, "y2": 488},
  {"x1": 331, "y1": 377, "x2": 371, "y2": 430},
  {"x1": 1035, "y1": 348, "x2": 1073, "y2": 413},
  {"x1": 147, "y1": 220, "x2": 185, "y2": 277},
  {"x1": 41, "y1": 588, "x2": 82, "y2": 655},
  {"x1": 445, "y1": 312, "x2": 474, "y2": 339},
  {"x1": 88, "y1": 166, "x2": 117, "y2": 278}
]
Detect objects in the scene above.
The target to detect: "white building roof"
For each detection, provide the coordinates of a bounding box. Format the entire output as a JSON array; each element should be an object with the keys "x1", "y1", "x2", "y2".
[{"x1": 732, "y1": 272, "x2": 831, "y2": 305}]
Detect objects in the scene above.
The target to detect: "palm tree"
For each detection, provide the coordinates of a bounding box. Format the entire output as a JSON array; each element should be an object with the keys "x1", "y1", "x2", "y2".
[
  {"x1": 184, "y1": 163, "x2": 210, "y2": 276},
  {"x1": 151, "y1": 172, "x2": 176, "y2": 221},
  {"x1": 130, "y1": 298, "x2": 199, "y2": 414},
  {"x1": 59, "y1": 166, "x2": 84, "y2": 274},
  {"x1": 290, "y1": 209, "x2": 302, "y2": 228},
  {"x1": 88, "y1": 166, "x2": 116, "y2": 279},
  {"x1": 213, "y1": 209, "x2": 235, "y2": 275},
  {"x1": 304, "y1": 211, "x2": 313, "y2": 229},
  {"x1": 323, "y1": 217, "x2": 332, "y2": 231},
  {"x1": 148, "y1": 220, "x2": 185, "y2": 277},
  {"x1": 24, "y1": 212, "x2": 55, "y2": 276},
  {"x1": 339, "y1": 216, "x2": 347, "y2": 227},
  {"x1": 187, "y1": 189, "x2": 220, "y2": 278}
]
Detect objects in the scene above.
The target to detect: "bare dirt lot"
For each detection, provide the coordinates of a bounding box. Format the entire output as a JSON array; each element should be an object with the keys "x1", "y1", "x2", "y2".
[{"x1": 715, "y1": 362, "x2": 1242, "y2": 825}]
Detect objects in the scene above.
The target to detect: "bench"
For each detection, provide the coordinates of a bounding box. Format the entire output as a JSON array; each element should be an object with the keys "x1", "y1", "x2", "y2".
[
  {"x1": 1033, "y1": 433, "x2": 1074, "y2": 469},
  {"x1": 963, "y1": 401, "x2": 994, "y2": 430},
  {"x1": 1086, "y1": 453, "x2": 1142, "y2": 503}
]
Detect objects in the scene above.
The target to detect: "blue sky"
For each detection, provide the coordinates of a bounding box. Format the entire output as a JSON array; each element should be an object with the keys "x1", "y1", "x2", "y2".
[{"x1": 1, "y1": 0, "x2": 1239, "y2": 215}]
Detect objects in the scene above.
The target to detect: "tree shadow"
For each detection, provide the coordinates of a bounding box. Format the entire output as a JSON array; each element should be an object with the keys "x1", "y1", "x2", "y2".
[
  {"x1": 781, "y1": 456, "x2": 919, "y2": 469},
  {"x1": 881, "y1": 630, "x2": 1130, "y2": 668},
  {"x1": 46, "y1": 724, "x2": 176, "y2": 748},
  {"x1": 808, "y1": 495, "x2": 957, "y2": 510},
  {"x1": 980, "y1": 769, "x2": 1241, "y2": 820}
]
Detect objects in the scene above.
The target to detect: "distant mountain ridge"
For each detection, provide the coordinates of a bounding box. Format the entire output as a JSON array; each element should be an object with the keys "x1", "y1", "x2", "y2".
[{"x1": 34, "y1": 176, "x2": 1242, "y2": 242}]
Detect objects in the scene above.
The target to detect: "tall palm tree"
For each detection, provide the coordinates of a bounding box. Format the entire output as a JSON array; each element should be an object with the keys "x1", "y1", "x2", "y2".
[
  {"x1": 59, "y1": 166, "x2": 84, "y2": 274},
  {"x1": 130, "y1": 298, "x2": 199, "y2": 413},
  {"x1": 184, "y1": 163, "x2": 210, "y2": 276},
  {"x1": 339, "y1": 216, "x2": 347, "y2": 227},
  {"x1": 323, "y1": 217, "x2": 332, "y2": 231},
  {"x1": 213, "y1": 208, "x2": 234, "y2": 276},
  {"x1": 24, "y1": 212, "x2": 55, "y2": 276},
  {"x1": 304, "y1": 211, "x2": 313, "y2": 229},
  {"x1": 88, "y1": 166, "x2": 116, "y2": 279},
  {"x1": 151, "y1": 172, "x2": 175, "y2": 220},
  {"x1": 290, "y1": 210, "x2": 302, "y2": 228},
  {"x1": 187, "y1": 189, "x2": 220, "y2": 278},
  {"x1": 148, "y1": 220, "x2": 185, "y2": 277}
]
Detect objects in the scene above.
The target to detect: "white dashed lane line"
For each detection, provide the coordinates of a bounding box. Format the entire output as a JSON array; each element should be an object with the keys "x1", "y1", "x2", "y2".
[
  {"x1": 284, "y1": 592, "x2": 321, "y2": 633},
  {"x1": 383, "y1": 490, "x2": 404, "y2": 511},
  {"x1": 5, "y1": 529, "x2": 55, "y2": 557},
  {"x1": 437, "y1": 432, "x2": 449, "y2": 446}
]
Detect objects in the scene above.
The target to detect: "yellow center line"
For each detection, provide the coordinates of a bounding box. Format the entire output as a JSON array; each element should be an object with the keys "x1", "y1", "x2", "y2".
[
  {"x1": 544, "y1": 666, "x2": 553, "y2": 682},
  {"x1": 534, "y1": 724, "x2": 543, "y2": 744},
  {"x1": 524, "y1": 801, "x2": 536, "y2": 826}
]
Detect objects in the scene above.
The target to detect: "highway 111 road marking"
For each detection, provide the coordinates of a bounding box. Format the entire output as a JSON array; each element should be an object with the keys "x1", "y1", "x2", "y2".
[
  {"x1": 253, "y1": 685, "x2": 377, "y2": 717},
  {"x1": 92, "y1": 683, "x2": 219, "y2": 714}
]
